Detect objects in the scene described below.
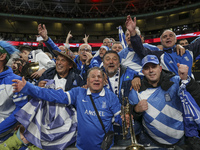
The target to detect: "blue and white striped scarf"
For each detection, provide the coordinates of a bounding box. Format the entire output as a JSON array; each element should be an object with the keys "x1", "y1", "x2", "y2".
[
  {"x1": 15, "y1": 80, "x2": 77, "y2": 150},
  {"x1": 179, "y1": 82, "x2": 200, "y2": 138},
  {"x1": 118, "y1": 26, "x2": 127, "y2": 49}
]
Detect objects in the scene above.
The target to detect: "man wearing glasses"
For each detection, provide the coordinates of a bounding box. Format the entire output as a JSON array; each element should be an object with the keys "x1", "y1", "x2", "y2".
[{"x1": 74, "y1": 43, "x2": 99, "y2": 79}]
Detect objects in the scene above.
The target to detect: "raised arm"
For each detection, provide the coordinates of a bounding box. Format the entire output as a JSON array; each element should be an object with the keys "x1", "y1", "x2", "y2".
[
  {"x1": 64, "y1": 31, "x2": 73, "y2": 49},
  {"x1": 83, "y1": 34, "x2": 89, "y2": 44},
  {"x1": 177, "y1": 63, "x2": 200, "y2": 106},
  {"x1": 12, "y1": 77, "x2": 71, "y2": 105},
  {"x1": 184, "y1": 38, "x2": 200, "y2": 60},
  {"x1": 38, "y1": 24, "x2": 61, "y2": 57},
  {"x1": 125, "y1": 15, "x2": 159, "y2": 58}
]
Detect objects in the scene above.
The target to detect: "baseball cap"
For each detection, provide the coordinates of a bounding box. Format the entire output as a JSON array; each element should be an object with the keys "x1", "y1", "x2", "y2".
[
  {"x1": 100, "y1": 45, "x2": 109, "y2": 51},
  {"x1": 142, "y1": 55, "x2": 159, "y2": 68}
]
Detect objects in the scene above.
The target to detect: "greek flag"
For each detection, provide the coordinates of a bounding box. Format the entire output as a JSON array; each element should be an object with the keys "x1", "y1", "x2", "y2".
[
  {"x1": 15, "y1": 80, "x2": 77, "y2": 150},
  {"x1": 179, "y1": 82, "x2": 200, "y2": 137},
  {"x1": 118, "y1": 26, "x2": 127, "y2": 49}
]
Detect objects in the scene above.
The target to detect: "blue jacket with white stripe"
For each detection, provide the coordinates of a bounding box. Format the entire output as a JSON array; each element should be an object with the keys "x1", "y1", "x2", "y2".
[
  {"x1": 0, "y1": 67, "x2": 28, "y2": 135},
  {"x1": 20, "y1": 83, "x2": 122, "y2": 150},
  {"x1": 130, "y1": 34, "x2": 200, "y2": 76}
]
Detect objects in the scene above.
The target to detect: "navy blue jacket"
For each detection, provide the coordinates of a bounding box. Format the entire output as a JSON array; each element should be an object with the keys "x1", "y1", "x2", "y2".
[{"x1": 38, "y1": 67, "x2": 84, "y2": 91}]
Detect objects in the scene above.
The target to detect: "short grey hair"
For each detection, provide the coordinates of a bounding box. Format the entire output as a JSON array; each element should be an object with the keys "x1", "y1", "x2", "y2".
[
  {"x1": 79, "y1": 44, "x2": 92, "y2": 51},
  {"x1": 160, "y1": 29, "x2": 177, "y2": 43},
  {"x1": 87, "y1": 67, "x2": 104, "y2": 79},
  {"x1": 103, "y1": 38, "x2": 111, "y2": 43}
]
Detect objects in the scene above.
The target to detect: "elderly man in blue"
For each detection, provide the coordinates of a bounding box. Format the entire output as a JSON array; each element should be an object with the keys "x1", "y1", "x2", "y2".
[
  {"x1": 129, "y1": 55, "x2": 200, "y2": 149},
  {"x1": 126, "y1": 15, "x2": 200, "y2": 77},
  {"x1": 0, "y1": 41, "x2": 27, "y2": 141},
  {"x1": 12, "y1": 67, "x2": 122, "y2": 150}
]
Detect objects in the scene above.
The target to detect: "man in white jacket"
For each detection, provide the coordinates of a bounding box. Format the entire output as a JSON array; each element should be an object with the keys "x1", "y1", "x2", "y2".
[{"x1": 19, "y1": 45, "x2": 55, "y2": 80}]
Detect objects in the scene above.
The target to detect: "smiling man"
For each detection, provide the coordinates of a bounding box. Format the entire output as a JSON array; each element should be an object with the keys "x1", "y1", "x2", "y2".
[
  {"x1": 126, "y1": 15, "x2": 200, "y2": 76},
  {"x1": 102, "y1": 50, "x2": 139, "y2": 146},
  {"x1": 12, "y1": 67, "x2": 122, "y2": 150},
  {"x1": 38, "y1": 48, "x2": 84, "y2": 91},
  {"x1": 128, "y1": 55, "x2": 200, "y2": 149},
  {"x1": 74, "y1": 43, "x2": 99, "y2": 77}
]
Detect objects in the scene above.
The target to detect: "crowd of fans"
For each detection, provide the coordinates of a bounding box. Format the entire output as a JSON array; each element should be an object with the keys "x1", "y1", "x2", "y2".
[{"x1": 0, "y1": 13, "x2": 200, "y2": 150}]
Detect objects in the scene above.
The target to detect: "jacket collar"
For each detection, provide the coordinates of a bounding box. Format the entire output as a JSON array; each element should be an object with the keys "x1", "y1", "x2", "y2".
[
  {"x1": 163, "y1": 45, "x2": 176, "y2": 53},
  {"x1": 87, "y1": 88, "x2": 105, "y2": 96}
]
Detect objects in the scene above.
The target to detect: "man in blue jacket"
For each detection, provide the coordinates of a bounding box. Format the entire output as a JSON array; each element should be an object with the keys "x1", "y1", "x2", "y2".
[
  {"x1": 0, "y1": 41, "x2": 27, "y2": 141},
  {"x1": 129, "y1": 55, "x2": 200, "y2": 149},
  {"x1": 126, "y1": 15, "x2": 200, "y2": 76},
  {"x1": 38, "y1": 48, "x2": 84, "y2": 90},
  {"x1": 12, "y1": 67, "x2": 122, "y2": 150},
  {"x1": 102, "y1": 50, "x2": 139, "y2": 146}
]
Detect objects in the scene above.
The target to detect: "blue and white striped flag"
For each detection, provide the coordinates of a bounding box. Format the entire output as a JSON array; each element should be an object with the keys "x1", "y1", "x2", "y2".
[
  {"x1": 179, "y1": 82, "x2": 200, "y2": 138},
  {"x1": 15, "y1": 80, "x2": 77, "y2": 150},
  {"x1": 118, "y1": 26, "x2": 127, "y2": 49}
]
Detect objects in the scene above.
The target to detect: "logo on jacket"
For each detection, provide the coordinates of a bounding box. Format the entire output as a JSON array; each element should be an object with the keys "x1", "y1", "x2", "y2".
[
  {"x1": 169, "y1": 60, "x2": 173, "y2": 64},
  {"x1": 73, "y1": 80, "x2": 77, "y2": 86},
  {"x1": 184, "y1": 56, "x2": 189, "y2": 61},
  {"x1": 82, "y1": 99, "x2": 88, "y2": 102},
  {"x1": 102, "y1": 101, "x2": 106, "y2": 108}
]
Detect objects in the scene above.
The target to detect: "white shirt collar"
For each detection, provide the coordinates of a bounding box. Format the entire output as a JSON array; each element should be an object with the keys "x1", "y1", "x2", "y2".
[{"x1": 87, "y1": 88, "x2": 105, "y2": 96}]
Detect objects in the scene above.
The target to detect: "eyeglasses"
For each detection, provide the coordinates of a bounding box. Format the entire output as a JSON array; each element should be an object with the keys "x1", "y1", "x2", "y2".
[{"x1": 80, "y1": 49, "x2": 91, "y2": 52}]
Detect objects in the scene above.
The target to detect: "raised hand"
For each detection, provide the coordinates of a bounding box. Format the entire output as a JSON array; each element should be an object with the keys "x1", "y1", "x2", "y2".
[
  {"x1": 125, "y1": 15, "x2": 137, "y2": 36},
  {"x1": 83, "y1": 34, "x2": 89, "y2": 44},
  {"x1": 177, "y1": 63, "x2": 189, "y2": 80},
  {"x1": 38, "y1": 24, "x2": 48, "y2": 41}
]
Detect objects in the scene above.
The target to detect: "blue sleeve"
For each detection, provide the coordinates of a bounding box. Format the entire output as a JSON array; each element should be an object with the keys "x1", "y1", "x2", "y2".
[
  {"x1": 128, "y1": 89, "x2": 139, "y2": 105},
  {"x1": 143, "y1": 43, "x2": 160, "y2": 51},
  {"x1": 109, "y1": 93, "x2": 122, "y2": 125},
  {"x1": 130, "y1": 34, "x2": 163, "y2": 59},
  {"x1": 89, "y1": 59, "x2": 99, "y2": 68},
  {"x1": 44, "y1": 37, "x2": 61, "y2": 58},
  {"x1": 0, "y1": 93, "x2": 28, "y2": 134},
  {"x1": 21, "y1": 82, "x2": 71, "y2": 105}
]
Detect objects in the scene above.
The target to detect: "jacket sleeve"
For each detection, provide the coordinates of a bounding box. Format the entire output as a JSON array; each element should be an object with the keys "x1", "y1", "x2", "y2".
[
  {"x1": 0, "y1": 131, "x2": 23, "y2": 150},
  {"x1": 37, "y1": 52, "x2": 55, "y2": 70},
  {"x1": 20, "y1": 82, "x2": 79, "y2": 106},
  {"x1": 184, "y1": 39, "x2": 200, "y2": 60},
  {"x1": 128, "y1": 89, "x2": 143, "y2": 120},
  {"x1": 0, "y1": 92, "x2": 28, "y2": 134},
  {"x1": 44, "y1": 37, "x2": 61, "y2": 58},
  {"x1": 130, "y1": 34, "x2": 163, "y2": 59},
  {"x1": 186, "y1": 77, "x2": 200, "y2": 107}
]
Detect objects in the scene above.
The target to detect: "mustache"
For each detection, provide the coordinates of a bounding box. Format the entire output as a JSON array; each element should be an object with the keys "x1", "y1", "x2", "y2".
[{"x1": 108, "y1": 64, "x2": 114, "y2": 67}]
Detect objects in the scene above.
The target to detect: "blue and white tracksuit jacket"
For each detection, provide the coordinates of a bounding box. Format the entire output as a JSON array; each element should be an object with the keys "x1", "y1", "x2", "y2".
[
  {"x1": 20, "y1": 84, "x2": 122, "y2": 150},
  {"x1": 129, "y1": 71, "x2": 184, "y2": 145},
  {"x1": 118, "y1": 43, "x2": 160, "y2": 75},
  {"x1": 130, "y1": 34, "x2": 200, "y2": 76},
  {"x1": 0, "y1": 67, "x2": 28, "y2": 134},
  {"x1": 74, "y1": 55, "x2": 99, "y2": 76},
  {"x1": 104, "y1": 65, "x2": 139, "y2": 104}
]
